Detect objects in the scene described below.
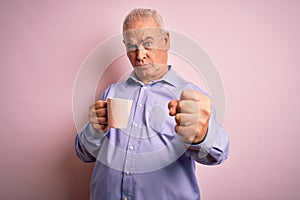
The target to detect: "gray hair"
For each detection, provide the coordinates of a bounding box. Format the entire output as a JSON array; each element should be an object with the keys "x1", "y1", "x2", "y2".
[{"x1": 123, "y1": 8, "x2": 165, "y2": 31}]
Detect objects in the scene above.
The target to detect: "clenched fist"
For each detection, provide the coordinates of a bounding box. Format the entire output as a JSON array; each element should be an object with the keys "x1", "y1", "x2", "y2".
[
  {"x1": 168, "y1": 90, "x2": 211, "y2": 144},
  {"x1": 89, "y1": 100, "x2": 109, "y2": 133}
]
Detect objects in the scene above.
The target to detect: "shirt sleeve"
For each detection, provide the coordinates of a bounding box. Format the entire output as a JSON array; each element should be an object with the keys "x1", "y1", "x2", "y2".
[
  {"x1": 75, "y1": 123, "x2": 108, "y2": 162},
  {"x1": 74, "y1": 85, "x2": 112, "y2": 162},
  {"x1": 184, "y1": 107, "x2": 230, "y2": 165}
]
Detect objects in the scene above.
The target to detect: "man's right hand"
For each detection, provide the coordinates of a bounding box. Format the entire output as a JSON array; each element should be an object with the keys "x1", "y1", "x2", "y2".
[{"x1": 89, "y1": 100, "x2": 109, "y2": 133}]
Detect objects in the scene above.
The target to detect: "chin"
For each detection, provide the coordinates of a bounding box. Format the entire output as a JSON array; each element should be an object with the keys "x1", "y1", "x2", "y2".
[
  {"x1": 136, "y1": 69, "x2": 151, "y2": 76},
  {"x1": 134, "y1": 69, "x2": 152, "y2": 79}
]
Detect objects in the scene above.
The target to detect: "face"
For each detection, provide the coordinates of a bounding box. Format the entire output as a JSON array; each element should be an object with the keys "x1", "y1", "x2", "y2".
[{"x1": 123, "y1": 17, "x2": 170, "y2": 83}]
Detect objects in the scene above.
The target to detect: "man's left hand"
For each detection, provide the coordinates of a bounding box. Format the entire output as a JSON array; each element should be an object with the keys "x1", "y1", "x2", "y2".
[{"x1": 168, "y1": 90, "x2": 211, "y2": 144}]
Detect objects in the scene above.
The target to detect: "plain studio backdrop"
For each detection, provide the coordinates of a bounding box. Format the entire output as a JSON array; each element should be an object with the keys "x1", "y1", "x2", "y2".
[{"x1": 0, "y1": 1, "x2": 299, "y2": 200}]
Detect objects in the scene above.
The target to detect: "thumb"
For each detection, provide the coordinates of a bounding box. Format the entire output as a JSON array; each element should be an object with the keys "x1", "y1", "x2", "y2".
[{"x1": 168, "y1": 100, "x2": 180, "y2": 116}]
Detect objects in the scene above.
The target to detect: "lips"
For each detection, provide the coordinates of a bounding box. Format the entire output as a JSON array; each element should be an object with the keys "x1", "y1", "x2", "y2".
[
  {"x1": 135, "y1": 61, "x2": 144, "y2": 66},
  {"x1": 135, "y1": 62, "x2": 151, "y2": 67}
]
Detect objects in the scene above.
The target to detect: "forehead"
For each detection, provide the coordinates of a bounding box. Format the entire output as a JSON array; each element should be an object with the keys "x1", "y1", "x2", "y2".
[
  {"x1": 123, "y1": 16, "x2": 162, "y2": 42},
  {"x1": 123, "y1": 27, "x2": 162, "y2": 42},
  {"x1": 124, "y1": 16, "x2": 160, "y2": 31}
]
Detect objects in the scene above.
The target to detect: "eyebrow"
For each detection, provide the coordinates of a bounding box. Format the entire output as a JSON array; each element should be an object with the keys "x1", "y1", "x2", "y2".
[
  {"x1": 141, "y1": 36, "x2": 154, "y2": 43},
  {"x1": 125, "y1": 36, "x2": 154, "y2": 45}
]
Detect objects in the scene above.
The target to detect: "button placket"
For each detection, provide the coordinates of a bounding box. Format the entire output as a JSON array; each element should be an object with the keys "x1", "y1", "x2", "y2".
[
  {"x1": 129, "y1": 145, "x2": 134, "y2": 150},
  {"x1": 132, "y1": 85, "x2": 147, "y2": 129},
  {"x1": 121, "y1": 84, "x2": 148, "y2": 199},
  {"x1": 122, "y1": 148, "x2": 134, "y2": 198}
]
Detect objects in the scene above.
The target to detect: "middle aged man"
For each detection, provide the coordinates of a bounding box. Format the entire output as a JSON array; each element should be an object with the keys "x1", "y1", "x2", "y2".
[{"x1": 75, "y1": 8, "x2": 229, "y2": 200}]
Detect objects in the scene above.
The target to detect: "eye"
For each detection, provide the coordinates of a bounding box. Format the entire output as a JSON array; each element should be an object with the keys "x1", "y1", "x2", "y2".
[
  {"x1": 144, "y1": 42, "x2": 152, "y2": 48},
  {"x1": 127, "y1": 44, "x2": 137, "y2": 52}
]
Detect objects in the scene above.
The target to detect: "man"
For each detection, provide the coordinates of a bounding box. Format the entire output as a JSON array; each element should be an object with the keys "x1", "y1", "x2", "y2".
[{"x1": 75, "y1": 8, "x2": 229, "y2": 200}]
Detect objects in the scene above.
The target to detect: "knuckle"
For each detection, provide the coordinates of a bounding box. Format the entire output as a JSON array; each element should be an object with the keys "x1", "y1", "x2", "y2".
[
  {"x1": 180, "y1": 89, "x2": 197, "y2": 100},
  {"x1": 180, "y1": 90, "x2": 190, "y2": 99},
  {"x1": 174, "y1": 125, "x2": 179, "y2": 133},
  {"x1": 98, "y1": 117, "x2": 107, "y2": 124}
]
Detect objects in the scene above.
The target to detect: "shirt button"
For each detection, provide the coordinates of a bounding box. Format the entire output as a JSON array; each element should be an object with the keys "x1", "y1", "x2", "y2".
[
  {"x1": 125, "y1": 171, "x2": 130, "y2": 175},
  {"x1": 133, "y1": 123, "x2": 138, "y2": 127},
  {"x1": 124, "y1": 197, "x2": 128, "y2": 200},
  {"x1": 129, "y1": 145, "x2": 134, "y2": 150},
  {"x1": 138, "y1": 103, "x2": 143, "y2": 107}
]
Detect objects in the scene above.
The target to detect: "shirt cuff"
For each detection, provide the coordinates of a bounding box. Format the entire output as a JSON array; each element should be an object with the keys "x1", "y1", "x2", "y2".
[
  {"x1": 77, "y1": 123, "x2": 108, "y2": 157},
  {"x1": 185, "y1": 115, "x2": 222, "y2": 159}
]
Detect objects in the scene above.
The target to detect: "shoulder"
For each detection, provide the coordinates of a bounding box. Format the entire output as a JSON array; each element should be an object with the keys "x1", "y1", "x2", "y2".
[
  {"x1": 172, "y1": 70, "x2": 209, "y2": 97},
  {"x1": 100, "y1": 79, "x2": 138, "y2": 100}
]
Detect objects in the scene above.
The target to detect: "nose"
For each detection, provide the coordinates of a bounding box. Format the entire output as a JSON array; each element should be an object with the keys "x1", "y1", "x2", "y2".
[{"x1": 137, "y1": 48, "x2": 146, "y2": 61}]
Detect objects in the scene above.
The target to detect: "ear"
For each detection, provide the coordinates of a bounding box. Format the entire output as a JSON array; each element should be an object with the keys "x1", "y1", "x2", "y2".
[{"x1": 163, "y1": 31, "x2": 170, "y2": 50}]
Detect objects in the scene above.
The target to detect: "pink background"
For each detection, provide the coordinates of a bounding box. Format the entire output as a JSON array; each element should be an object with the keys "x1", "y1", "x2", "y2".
[{"x1": 1, "y1": 1, "x2": 299, "y2": 199}]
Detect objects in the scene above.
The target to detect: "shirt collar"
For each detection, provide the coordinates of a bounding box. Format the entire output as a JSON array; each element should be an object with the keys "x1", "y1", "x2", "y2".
[{"x1": 126, "y1": 65, "x2": 180, "y2": 87}]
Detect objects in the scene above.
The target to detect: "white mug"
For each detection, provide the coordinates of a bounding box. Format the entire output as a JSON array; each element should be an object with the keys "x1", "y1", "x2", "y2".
[{"x1": 107, "y1": 97, "x2": 133, "y2": 129}]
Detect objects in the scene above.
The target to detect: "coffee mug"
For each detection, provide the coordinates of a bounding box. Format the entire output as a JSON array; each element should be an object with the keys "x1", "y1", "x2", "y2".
[{"x1": 107, "y1": 97, "x2": 133, "y2": 129}]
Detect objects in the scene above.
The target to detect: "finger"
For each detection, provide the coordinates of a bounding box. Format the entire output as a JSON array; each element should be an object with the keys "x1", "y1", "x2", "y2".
[
  {"x1": 95, "y1": 100, "x2": 107, "y2": 109},
  {"x1": 91, "y1": 123, "x2": 103, "y2": 129},
  {"x1": 168, "y1": 100, "x2": 180, "y2": 116},
  {"x1": 180, "y1": 90, "x2": 211, "y2": 107},
  {"x1": 89, "y1": 115, "x2": 108, "y2": 125},
  {"x1": 91, "y1": 123, "x2": 109, "y2": 133},
  {"x1": 88, "y1": 107, "x2": 97, "y2": 119},
  {"x1": 95, "y1": 108, "x2": 107, "y2": 117},
  {"x1": 179, "y1": 100, "x2": 199, "y2": 114},
  {"x1": 174, "y1": 125, "x2": 197, "y2": 140},
  {"x1": 89, "y1": 104, "x2": 95, "y2": 111},
  {"x1": 89, "y1": 117, "x2": 99, "y2": 124},
  {"x1": 175, "y1": 113, "x2": 198, "y2": 127},
  {"x1": 180, "y1": 90, "x2": 200, "y2": 101},
  {"x1": 97, "y1": 116, "x2": 108, "y2": 125}
]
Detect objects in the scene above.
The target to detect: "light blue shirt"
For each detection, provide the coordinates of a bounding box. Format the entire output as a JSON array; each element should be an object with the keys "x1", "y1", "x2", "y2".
[{"x1": 75, "y1": 67, "x2": 229, "y2": 200}]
